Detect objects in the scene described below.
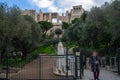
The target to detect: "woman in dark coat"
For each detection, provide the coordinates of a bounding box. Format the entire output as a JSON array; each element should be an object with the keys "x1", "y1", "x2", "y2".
[{"x1": 89, "y1": 51, "x2": 101, "y2": 80}]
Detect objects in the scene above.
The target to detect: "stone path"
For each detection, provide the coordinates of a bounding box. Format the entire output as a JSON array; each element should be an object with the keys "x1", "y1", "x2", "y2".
[{"x1": 83, "y1": 69, "x2": 120, "y2": 80}]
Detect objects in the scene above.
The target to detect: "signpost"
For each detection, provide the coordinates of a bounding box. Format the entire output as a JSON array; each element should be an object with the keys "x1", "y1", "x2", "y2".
[{"x1": 73, "y1": 47, "x2": 84, "y2": 79}]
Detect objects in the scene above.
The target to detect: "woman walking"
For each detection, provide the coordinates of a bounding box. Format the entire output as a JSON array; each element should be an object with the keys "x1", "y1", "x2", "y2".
[{"x1": 89, "y1": 51, "x2": 101, "y2": 80}]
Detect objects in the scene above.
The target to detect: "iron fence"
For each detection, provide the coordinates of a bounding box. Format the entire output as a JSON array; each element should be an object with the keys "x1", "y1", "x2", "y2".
[{"x1": 39, "y1": 55, "x2": 74, "y2": 80}]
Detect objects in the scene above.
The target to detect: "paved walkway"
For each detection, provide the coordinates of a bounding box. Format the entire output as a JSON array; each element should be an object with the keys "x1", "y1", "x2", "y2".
[{"x1": 83, "y1": 69, "x2": 120, "y2": 80}]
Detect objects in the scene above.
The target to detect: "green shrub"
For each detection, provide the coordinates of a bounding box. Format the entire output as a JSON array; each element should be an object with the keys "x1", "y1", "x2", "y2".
[{"x1": 2, "y1": 45, "x2": 56, "y2": 67}]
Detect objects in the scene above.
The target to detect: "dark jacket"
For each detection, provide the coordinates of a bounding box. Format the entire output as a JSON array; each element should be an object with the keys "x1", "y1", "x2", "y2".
[{"x1": 89, "y1": 56, "x2": 101, "y2": 72}]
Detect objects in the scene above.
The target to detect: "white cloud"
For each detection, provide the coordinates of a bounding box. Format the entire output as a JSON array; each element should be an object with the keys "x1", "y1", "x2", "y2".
[
  {"x1": 30, "y1": 0, "x2": 112, "y2": 13},
  {"x1": 31, "y1": 0, "x2": 54, "y2": 8},
  {"x1": 48, "y1": 5, "x2": 62, "y2": 13},
  {"x1": 57, "y1": 0, "x2": 96, "y2": 11}
]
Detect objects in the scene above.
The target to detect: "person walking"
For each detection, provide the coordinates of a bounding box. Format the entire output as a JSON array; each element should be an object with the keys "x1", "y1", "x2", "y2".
[{"x1": 89, "y1": 51, "x2": 101, "y2": 80}]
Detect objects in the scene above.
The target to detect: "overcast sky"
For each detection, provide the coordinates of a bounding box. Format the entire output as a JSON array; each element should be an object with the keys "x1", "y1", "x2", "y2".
[{"x1": 0, "y1": 0, "x2": 112, "y2": 13}]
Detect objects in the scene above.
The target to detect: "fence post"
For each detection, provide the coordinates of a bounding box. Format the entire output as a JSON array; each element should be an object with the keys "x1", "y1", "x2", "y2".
[
  {"x1": 66, "y1": 41, "x2": 69, "y2": 78},
  {"x1": 0, "y1": 50, "x2": 1, "y2": 79},
  {"x1": 116, "y1": 48, "x2": 120, "y2": 74},
  {"x1": 6, "y1": 55, "x2": 9, "y2": 80},
  {"x1": 39, "y1": 55, "x2": 41, "y2": 79}
]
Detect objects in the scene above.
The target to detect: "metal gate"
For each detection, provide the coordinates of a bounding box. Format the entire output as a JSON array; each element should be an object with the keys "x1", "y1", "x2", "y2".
[
  {"x1": 0, "y1": 54, "x2": 84, "y2": 80},
  {"x1": 40, "y1": 55, "x2": 74, "y2": 80},
  {"x1": 10, "y1": 57, "x2": 41, "y2": 80},
  {"x1": 0, "y1": 56, "x2": 41, "y2": 80}
]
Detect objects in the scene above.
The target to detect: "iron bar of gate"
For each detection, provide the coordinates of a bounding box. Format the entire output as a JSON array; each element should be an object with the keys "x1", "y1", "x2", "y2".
[
  {"x1": 117, "y1": 48, "x2": 120, "y2": 74},
  {"x1": 73, "y1": 47, "x2": 77, "y2": 80},
  {"x1": 75, "y1": 55, "x2": 77, "y2": 79},
  {"x1": 6, "y1": 55, "x2": 9, "y2": 80},
  {"x1": 39, "y1": 55, "x2": 41, "y2": 79},
  {"x1": 39, "y1": 55, "x2": 69, "y2": 80},
  {"x1": 80, "y1": 57, "x2": 82, "y2": 79},
  {"x1": 66, "y1": 41, "x2": 68, "y2": 78}
]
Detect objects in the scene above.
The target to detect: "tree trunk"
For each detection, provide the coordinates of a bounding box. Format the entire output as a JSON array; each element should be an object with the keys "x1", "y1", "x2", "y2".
[
  {"x1": 1, "y1": 45, "x2": 7, "y2": 62},
  {"x1": 1, "y1": 39, "x2": 8, "y2": 62},
  {"x1": 22, "y1": 50, "x2": 27, "y2": 60},
  {"x1": 57, "y1": 34, "x2": 59, "y2": 39}
]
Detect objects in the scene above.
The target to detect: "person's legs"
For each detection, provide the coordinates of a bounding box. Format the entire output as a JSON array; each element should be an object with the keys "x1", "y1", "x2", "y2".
[
  {"x1": 93, "y1": 72, "x2": 97, "y2": 80},
  {"x1": 96, "y1": 71, "x2": 100, "y2": 80},
  {"x1": 82, "y1": 67, "x2": 84, "y2": 76}
]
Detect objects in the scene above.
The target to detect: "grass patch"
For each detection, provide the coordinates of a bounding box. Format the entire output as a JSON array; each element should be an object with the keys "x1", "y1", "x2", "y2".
[{"x1": 32, "y1": 45, "x2": 56, "y2": 55}]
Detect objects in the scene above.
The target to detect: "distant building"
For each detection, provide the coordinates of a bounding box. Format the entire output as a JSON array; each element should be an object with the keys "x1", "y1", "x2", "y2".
[
  {"x1": 21, "y1": 5, "x2": 84, "y2": 23},
  {"x1": 21, "y1": 5, "x2": 84, "y2": 36},
  {"x1": 70, "y1": 5, "x2": 84, "y2": 22},
  {"x1": 21, "y1": 9, "x2": 37, "y2": 21}
]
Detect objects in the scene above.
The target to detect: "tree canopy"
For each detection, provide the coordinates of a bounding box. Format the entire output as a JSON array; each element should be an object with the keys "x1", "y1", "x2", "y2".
[
  {"x1": 63, "y1": 0, "x2": 120, "y2": 56},
  {"x1": 38, "y1": 21, "x2": 53, "y2": 37},
  {"x1": 62, "y1": 22, "x2": 70, "y2": 29},
  {"x1": 0, "y1": 3, "x2": 43, "y2": 60},
  {"x1": 55, "y1": 28, "x2": 62, "y2": 38}
]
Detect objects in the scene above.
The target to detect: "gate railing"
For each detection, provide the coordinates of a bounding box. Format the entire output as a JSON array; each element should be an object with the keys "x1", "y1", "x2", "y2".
[{"x1": 39, "y1": 55, "x2": 74, "y2": 80}]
